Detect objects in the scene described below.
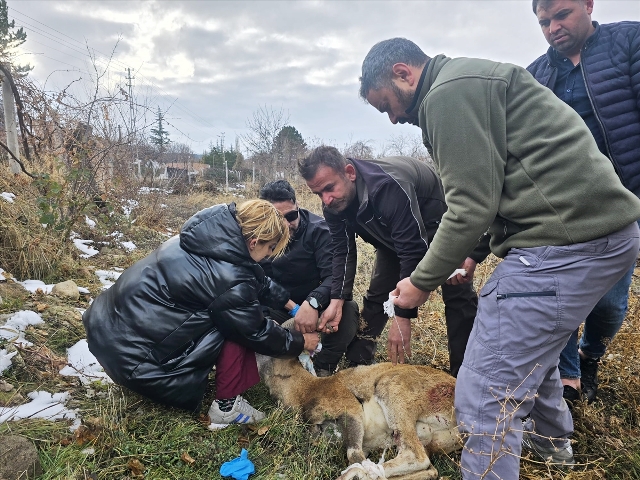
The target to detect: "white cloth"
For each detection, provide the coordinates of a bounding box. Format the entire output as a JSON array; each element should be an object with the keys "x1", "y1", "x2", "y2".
[
  {"x1": 340, "y1": 459, "x2": 386, "y2": 479},
  {"x1": 447, "y1": 268, "x2": 467, "y2": 280},
  {"x1": 298, "y1": 344, "x2": 322, "y2": 376},
  {"x1": 382, "y1": 293, "x2": 398, "y2": 318}
]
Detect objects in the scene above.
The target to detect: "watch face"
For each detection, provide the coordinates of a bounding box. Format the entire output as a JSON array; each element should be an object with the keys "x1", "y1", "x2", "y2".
[{"x1": 308, "y1": 297, "x2": 319, "y2": 309}]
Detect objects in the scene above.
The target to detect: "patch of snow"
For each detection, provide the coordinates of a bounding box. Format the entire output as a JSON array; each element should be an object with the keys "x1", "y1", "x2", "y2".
[
  {"x1": 110, "y1": 231, "x2": 123, "y2": 239},
  {"x1": 85, "y1": 216, "x2": 96, "y2": 229},
  {"x1": 81, "y1": 448, "x2": 95, "y2": 455},
  {"x1": 95, "y1": 270, "x2": 121, "y2": 290},
  {"x1": 208, "y1": 423, "x2": 230, "y2": 431},
  {"x1": 18, "y1": 279, "x2": 53, "y2": 294},
  {"x1": 0, "y1": 268, "x2": 17, "y2": 282},
  {"x1": 1, "y1": 192, "x2": 15, "y2": 203},
  {"x1": 120, "y1": 241, "x2": 136, "y2": 252},
  {"x1": 122, "y1": 199, "x2": 138, "y2": 218},
  {"x1": 0, "y1": 349, "x2": 17, "y2": 375},
  {"x1": 160, "y1": 204, "x2": 167, "y2": 208},
  {"x1": 73, "y1": 238, "x2": 100, "y2": 258},
  {"x1": 113, "y1": 267, "x2": 124, "y2": 272},
  {"x1": 0, "y1": 310, "x2": 44, "y2": 347},
  {"x1": 59, "y1": 339, "x2": 113, "y2": 385},
  {"x1": 78, "y1": 287, "x2": 90, "y2": 294},
  {"x1": 0, "y1": 391, "x2": 79, "y2": 430},
  {"x1": 139, "y1": 186, "x2": 167, "y2": 195}
]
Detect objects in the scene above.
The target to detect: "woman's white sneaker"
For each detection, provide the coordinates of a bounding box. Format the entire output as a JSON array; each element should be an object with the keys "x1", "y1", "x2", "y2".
[{"x1": 208, "y1": 396, "x2": 266, "y2": 424}]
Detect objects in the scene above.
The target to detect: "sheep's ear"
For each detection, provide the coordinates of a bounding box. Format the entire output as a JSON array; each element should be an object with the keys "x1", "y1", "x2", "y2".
[
  {"x1": 255, "y1": 353, "x2": 271, "y2": 369},
  {"x1": 281, "y1": 318, "x2": 295, "y2": 330}
]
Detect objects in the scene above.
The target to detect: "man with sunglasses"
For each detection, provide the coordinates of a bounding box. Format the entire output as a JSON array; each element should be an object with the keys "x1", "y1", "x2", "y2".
[{"x1": 259, "y1": 179, "x2": 359, "y2": 376}]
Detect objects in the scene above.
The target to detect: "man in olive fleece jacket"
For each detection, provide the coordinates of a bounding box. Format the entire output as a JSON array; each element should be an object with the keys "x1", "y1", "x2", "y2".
[{"x1": 359, "y1": 38, "x2": 640, "y2": 478}]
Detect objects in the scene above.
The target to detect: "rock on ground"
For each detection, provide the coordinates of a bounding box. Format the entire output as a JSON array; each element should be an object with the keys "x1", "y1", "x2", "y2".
[
  {"x1": 51, "y1": 280, "x2": 80, "y2": 301},
  {"x1": 0, "y1": 435, "x2": 43, "y2": 479}
]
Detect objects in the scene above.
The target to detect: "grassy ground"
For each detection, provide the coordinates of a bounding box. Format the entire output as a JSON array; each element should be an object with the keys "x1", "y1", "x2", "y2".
[{"x1": 1, "y1": 181, "x2": 639, "y2": 479}]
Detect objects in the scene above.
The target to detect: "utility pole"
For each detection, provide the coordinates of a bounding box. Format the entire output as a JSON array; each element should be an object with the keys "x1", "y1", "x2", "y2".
[
  {"x1": 1, "y1": 72, "x2": 21, "y2": 174},
  {"x1": 125, "y1": 68, "x2": 140, "y2": 178},
  {"x1": 126, "y1": 68, "x2": 135, "y2": 135},
  {"x1": 221, "y1": 132, "x2": 228, "y2": 192}
]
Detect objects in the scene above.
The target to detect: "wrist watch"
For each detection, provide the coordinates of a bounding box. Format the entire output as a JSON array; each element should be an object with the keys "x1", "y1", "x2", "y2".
[{"x1": 306, "y1": 296, "x2": 321, "y2": 310}]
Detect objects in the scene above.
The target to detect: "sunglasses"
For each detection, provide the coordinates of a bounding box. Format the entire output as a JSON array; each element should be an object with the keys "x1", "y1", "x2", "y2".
[{"x1": 283, "y1": 209, "x2": 299, "y2": 222}]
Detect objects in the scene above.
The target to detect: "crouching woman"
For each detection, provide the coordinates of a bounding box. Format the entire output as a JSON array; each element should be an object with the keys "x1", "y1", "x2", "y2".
[{"x1": 83, "y1": 200, "x2": 319, "y2": 424}]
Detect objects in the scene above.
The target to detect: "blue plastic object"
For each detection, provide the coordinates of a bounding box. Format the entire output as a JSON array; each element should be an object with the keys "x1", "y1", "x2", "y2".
[
  {"x1": 220, "y1": 448, "x2": 255, "y2": 480},
  {"x1": 289, "y1": 304, "x2": 300, "y2": 317}
]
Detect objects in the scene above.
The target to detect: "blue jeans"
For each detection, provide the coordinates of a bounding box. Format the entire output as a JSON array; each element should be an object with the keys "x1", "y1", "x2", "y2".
[{"x1": 558, "y1": 263, "x2": 634, "y2": 378}]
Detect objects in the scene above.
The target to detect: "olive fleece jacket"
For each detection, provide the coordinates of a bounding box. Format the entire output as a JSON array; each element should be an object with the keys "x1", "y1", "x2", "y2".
[{"x1": 407, "y1": 54, "x2": 640, "y2": 292}]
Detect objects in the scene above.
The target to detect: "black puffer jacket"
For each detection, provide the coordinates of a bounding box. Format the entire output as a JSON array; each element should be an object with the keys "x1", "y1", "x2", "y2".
[{"x1": 83, "y1": 203, "x2": 304, "y2": 411}]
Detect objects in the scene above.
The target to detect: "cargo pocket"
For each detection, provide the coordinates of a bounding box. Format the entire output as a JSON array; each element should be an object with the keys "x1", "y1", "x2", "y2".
[{"x1": 494, "y1": 274, "x2": 559, "y2": 354}]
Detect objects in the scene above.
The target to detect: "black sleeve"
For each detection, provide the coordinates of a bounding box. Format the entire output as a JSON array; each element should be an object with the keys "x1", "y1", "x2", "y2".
[
  {"x1": 307, "y1": 221, "x2": 332, "y2": 308},
  {"x1": 257, "y1": 275, "x2": 291, "y2": 309},
  {"x1": 207, "y1": 282, "x2": 304, "y2": 357},
  {"x1": 371, "y1": 180, "x2": 429, "y2": 280},
  {"x1": 324, "y1": 208, "x2": 357, "y2": 301}
]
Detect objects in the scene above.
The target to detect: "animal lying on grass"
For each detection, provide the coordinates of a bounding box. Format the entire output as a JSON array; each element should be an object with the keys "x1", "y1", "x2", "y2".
[{"x1": 256, "y1": 351, "x2": 461, "y2": 480}]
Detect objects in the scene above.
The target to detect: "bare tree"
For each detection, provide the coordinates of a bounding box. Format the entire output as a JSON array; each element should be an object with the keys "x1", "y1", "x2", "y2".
[
  {"x1": 241, "y1": 105, "x2": 289, "y2": 180},
  {"x1": 343, "y1": 138, "x2": 375, "y2": 159},
  {"x1": 379, "y1": 133, "x2": 432, "y2": 163}
]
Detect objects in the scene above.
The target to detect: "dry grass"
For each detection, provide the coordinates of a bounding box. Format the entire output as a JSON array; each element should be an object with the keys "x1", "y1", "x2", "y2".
[
  {"x1": 1, "y1": 176, "x2": 639, "y2": 479},
  {"x1": 0, "y1": 175, "x2": 77, "y2": 282}
]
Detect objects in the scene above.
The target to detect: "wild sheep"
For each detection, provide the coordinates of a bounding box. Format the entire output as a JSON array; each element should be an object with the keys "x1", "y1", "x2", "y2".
[{"x1": 256, "y1": 353, "x2": 460, "y2": 480}]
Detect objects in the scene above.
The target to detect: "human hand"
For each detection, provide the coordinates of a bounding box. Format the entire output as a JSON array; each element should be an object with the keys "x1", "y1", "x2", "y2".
[
  {"x1": 446, "y1": 257, "x2": 477, "y2": 285},
  {"x1": 391, "y1": 278, "x2": 431, "y2": 309},
  {"x1": 302, "y1": 331, "x2": 321, "y2": 352},
  {"x1": 388, "y1": 316, "x2": 411, "y2": 365},
  {"x1": 318, "y1": 299, "x2": 344, "y2": 333},
  {"x1": 294, "y1": 301, "x2": 320, "y2": 333}
]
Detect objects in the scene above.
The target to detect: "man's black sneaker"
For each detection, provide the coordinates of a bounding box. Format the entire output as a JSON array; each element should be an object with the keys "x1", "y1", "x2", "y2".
[
  {"x1": 562, "y1": 385, "x2": 581, "y2": 410},
  {"x1": 580, "y1": 355, "x2": 600, "y2": 403}
]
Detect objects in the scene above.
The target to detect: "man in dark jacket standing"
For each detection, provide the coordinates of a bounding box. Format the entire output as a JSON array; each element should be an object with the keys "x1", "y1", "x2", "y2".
[
  {"x1": 298, "y1": 147, "x2": 478, "y2": 376},
  {"x1": 527, "y1": 0, "x2": 640, "y2": 406},
  {"x1": 259, "y1": 180, "x2": 359, "y2": 376}
]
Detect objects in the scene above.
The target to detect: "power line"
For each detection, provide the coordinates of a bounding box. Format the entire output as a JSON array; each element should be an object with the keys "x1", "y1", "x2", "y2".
[{"x1": 11, "y1": 6, "x2": 218, "y2": 134}]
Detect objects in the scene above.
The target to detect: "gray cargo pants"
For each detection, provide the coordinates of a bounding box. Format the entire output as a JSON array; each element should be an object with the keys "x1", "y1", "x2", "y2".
[{"x1": 455, "y1": 222, "x2": 639, "y2": 479}]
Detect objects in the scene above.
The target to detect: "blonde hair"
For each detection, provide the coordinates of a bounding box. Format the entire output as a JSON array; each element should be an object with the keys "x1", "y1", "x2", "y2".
[{"x1": 236, "y1": 199, "x2": 289, "y2": 257}]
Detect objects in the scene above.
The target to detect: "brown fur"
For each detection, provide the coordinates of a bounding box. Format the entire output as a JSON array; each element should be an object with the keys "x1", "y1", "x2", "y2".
[{"x1": 257, "y1": 355, "x2": 460, "y2": 480}]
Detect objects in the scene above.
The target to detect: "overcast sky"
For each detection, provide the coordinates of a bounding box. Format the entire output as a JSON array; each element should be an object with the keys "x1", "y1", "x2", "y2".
[{"x1": 12, "y1": 0, "x2": 640, "y2": 154}]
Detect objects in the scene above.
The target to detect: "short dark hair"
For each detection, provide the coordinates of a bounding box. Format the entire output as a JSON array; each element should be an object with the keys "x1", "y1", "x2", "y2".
[
  {"x1": 259, "y1": 179, "x2": 297, "y2": 204},
  {"x1": 298, "y1": 146, "x2": 348, "y2": 181},
  {"x1": 359, "y1": 38, "x2": 429, "y2": 99},
  {"x1": 532, "y1": 0, "x2": 566, "y2": 14},
  {"x1": 532, "y1": 0, "x2": 541, "y2": 13}
]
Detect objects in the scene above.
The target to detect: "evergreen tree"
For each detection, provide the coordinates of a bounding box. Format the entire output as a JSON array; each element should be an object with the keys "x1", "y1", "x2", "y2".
[
  {"x1": 202, "y1": 142, "x2": 239, "y2": 173},
  {"x1": 0, "y1": 0, "x2": 31, "y2": 74},
  {"x1": 272, "y1": 125, "x2": 306, "y2": 177},
  {"x1": 273, "y1": 125, "x2": 306, "y2": 155},
  {"x1": 150, "y1": 107, "x2": 170, "y2": 153}
]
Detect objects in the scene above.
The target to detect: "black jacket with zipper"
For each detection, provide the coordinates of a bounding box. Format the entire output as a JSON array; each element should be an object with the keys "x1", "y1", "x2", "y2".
[
  {"x1": 260, "y1": 208, "x2": 332, "y2": 308},
  {"x1": 83, "y1": 203, "x2": 304, "y2": 411}
]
